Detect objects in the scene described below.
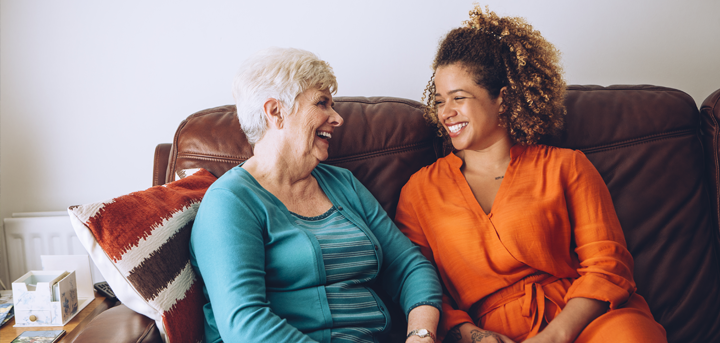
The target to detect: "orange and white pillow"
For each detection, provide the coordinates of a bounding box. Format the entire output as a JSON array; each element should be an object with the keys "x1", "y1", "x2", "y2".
[{"x1": 68, "y1": 169, "x2": 217, "y2": 343}]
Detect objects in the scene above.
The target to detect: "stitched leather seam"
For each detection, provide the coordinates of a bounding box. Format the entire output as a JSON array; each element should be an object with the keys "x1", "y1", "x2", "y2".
[
  {"x1": 326, "y1": 140, "x2": 436, "y2": 163},
  {"x1": 185, "y1": 99, "x2": 424, "y2": 118},
  {"x1": 176, "y1": 154, "x2": 248, "y2": 164},
  {"x1": 708, "y1": 113, "x2": 720, "y2": 239},
  {"x1": 577, "y1": 128, "x2": 696, "y2": 154},
  {"x1": 566, "y1": 86, "x2": 697, "y2": 109},
  {"x1": 334, "y1": 98, "x2": 424, "y2": 109},
  {"x1": 175, "y1": 140, "x2": 436, "y2": 165},
  {"x1": 167, "y1": 119, "x2": 190, "y2": 183},
  {"x1": 177, "y1": 151, "x2": 248, "y2": 159},
  {"x1": 704, "y1": 94, "x2": 720, "y2": 243}
]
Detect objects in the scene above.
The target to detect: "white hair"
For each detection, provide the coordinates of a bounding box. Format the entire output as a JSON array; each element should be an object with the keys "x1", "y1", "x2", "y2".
[{"x1": 232, "y1": 47, "x2": 338, "y2": 145}]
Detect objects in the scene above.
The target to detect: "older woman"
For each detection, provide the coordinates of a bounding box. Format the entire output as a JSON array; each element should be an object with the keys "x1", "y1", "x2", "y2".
[
  {"x1": 189, "y1": 47, "x2": 442, "y2": 343},
  {"x1": 395, "y1": 7, "x2": 667, "y2": 343}
]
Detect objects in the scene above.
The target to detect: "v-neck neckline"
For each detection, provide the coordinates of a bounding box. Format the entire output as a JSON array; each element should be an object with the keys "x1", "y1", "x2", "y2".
[
  {"x1": 238, "y1": 163, "x2": 330, "y2": 215},
  {"x1": 448, "y1": 145, "x2": 527, "y2": 218}
]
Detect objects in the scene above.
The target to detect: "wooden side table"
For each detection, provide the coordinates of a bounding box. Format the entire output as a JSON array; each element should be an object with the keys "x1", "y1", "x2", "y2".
[{"x1": 0, "y1": 294, "x2": 114, "y2": 343}]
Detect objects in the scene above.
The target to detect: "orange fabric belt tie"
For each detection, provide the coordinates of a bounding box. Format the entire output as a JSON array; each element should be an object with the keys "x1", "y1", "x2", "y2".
[{"x1": 471, "y1": 274, "x2": 562, "y2": 337}]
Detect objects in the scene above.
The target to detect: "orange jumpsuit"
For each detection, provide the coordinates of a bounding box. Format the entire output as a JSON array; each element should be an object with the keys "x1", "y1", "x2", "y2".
[{"x1": 395, "y1": 144, "x2": 666, "y2": 342}]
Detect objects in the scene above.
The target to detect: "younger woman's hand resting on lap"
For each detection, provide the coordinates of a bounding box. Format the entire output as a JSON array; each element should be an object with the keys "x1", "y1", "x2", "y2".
[{"x1": 445, "y1": 323, "x2": 516, "y2": 343}]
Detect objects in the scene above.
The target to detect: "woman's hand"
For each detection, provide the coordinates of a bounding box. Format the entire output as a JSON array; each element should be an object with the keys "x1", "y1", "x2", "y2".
[
  {"x1": 520, "y1": 330, "x2": 558, "y2": 343},
  {"x1": 520, "y1": 297, "x2": 608, "y2": 343},
  {"x1": 444, "y1": 323, "x2": 516, "y2": 343}
]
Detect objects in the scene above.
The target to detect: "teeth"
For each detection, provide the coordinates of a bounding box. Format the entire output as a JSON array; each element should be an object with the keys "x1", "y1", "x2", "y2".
[
  {"x1": 316, "y1": 131, "x2": 331, "y2": 139},
  {"x1": 448, "y1": 122, "x2": 467, "y2": 133}
]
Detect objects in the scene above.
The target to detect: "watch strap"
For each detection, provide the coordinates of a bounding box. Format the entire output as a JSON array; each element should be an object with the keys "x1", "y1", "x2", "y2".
[{"x1": 407, "y1": 328, "x2": 436, "y2": 342}]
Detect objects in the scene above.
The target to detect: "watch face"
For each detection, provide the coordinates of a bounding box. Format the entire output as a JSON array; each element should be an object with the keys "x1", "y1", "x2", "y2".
[{"x1": 408, "y1": 328, "x2": 435, "y2": 340}]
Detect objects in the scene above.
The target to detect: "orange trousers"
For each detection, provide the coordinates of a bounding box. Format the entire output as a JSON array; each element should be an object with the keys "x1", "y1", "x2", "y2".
[{"x1": 472, "y1": 274, "x2": 667, "y2": 342}]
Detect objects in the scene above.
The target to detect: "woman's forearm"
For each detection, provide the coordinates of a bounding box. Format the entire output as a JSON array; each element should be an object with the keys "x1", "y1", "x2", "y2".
[
  {"x1": 406, "y1": 305, "x2": 441, "y2": 342},
  {"x1": 526, "y1": 297, "x2": 608, "y2": 343},
  {"x1": 446, "y1": 322, "x2": 516, "y2": 343}
]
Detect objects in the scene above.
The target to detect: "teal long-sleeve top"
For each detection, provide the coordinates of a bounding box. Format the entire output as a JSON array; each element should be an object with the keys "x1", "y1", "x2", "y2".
[{"x1": 189, "y1": 163, "x2": 442, "y2": 343}]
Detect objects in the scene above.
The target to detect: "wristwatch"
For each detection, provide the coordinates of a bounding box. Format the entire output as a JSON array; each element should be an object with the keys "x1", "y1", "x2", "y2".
[{"x1": 407, "y1": 329, "x2": 436, "y2": 342}]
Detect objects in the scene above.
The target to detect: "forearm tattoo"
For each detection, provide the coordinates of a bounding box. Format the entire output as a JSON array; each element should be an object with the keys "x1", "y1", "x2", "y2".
[
  {"x1": 470, "y1": 329, "x2": 502, "y2": 342},
  {"x1": 443, "y1": 326, "x2": 502, "y2": 343}
]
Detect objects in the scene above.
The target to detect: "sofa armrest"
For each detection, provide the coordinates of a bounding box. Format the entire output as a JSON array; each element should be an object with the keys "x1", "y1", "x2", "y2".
[
  {"x1": 153, "y1": 143, "x2": 172, "y2": 186},
  {"x1": 701, "y1": 88, "x2": 720, "y2": 232},
  {"x1": 72, "y1": 304, "x2": 163, "y2": 343}
]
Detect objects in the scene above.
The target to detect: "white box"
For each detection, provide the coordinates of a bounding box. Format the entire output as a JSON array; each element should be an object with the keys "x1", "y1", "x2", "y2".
[
  {"x1": 40, "y1": 255, "x2": 95, "y2": 314},
  {"x1": 12, "y1": 270, "x2": 79, "y2": 326}
]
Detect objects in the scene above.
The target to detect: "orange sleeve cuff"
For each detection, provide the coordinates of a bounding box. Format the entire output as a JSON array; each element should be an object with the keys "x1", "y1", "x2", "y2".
[
  {"x1": 438, "y1": 298, "x2": 473, "y2": 340},
  {"x1": 565, "y1": 273, "x2": 633, "y2": 309}
]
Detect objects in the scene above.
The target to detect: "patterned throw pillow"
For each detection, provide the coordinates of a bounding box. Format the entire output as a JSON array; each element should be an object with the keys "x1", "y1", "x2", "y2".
[{"x1": 68, "y1": 169, "x2": 217, "y2": 343}]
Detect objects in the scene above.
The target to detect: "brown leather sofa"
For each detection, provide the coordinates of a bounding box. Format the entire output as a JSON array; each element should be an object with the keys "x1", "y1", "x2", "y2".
[{"x1": 71, "y1": 85, "x2": 720, "y2": 343}]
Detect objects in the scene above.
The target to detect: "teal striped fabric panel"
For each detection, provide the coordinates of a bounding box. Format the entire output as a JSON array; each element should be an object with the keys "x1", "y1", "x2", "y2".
[{"x1": 291, "y1": 206, "x2": 385, "y2": 343}]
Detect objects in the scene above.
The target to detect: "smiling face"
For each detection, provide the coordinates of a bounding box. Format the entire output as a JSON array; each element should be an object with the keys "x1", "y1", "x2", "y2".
[
  {"x1": 434, "y1": 63, "x2": 508, "y2": 151},
  {"x1": 281, "y1": 87, "x2": 343, "y2": 162}
]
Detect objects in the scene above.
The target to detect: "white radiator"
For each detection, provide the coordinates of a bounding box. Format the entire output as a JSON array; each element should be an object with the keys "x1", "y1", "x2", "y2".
[{"x1": 2, "y1": 211, "x2": 103, "y2": 286}]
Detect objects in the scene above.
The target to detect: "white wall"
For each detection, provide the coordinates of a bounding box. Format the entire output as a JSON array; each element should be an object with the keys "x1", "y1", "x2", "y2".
[{"x1": 1, "y1": 0, "x2": 718, "y2": 285}]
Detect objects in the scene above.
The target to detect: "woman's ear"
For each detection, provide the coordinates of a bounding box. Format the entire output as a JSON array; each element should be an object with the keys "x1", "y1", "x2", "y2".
[
  {"x1": 263, "y1": 98, "x2": 284, "y2": 129},
  {"x1": 498, "y1": 86, "x2": 508, "y2": 114}
]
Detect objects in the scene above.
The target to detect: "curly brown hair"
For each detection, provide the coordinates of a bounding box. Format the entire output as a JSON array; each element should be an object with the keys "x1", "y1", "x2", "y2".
[{"x1": 422, "y1": 5, "x2": 566, "y2": 145}]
